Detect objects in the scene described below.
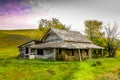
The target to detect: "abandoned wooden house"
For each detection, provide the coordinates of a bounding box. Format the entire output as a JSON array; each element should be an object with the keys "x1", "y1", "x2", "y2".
[{"x1": 18, "y1": 28, "x2": 104, "y2": 61}]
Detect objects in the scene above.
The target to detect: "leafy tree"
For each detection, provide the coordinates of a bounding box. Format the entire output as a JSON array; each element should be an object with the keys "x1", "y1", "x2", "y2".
[
  {"x1": 38, "y1": 18, "x2": 70, "y2": 30},
  {"x1": 105, "y1": 23, "x2": 120, "y2": 57},
  {"x1": 84, "y1": 20, "x2": 105, "y2": 47}
]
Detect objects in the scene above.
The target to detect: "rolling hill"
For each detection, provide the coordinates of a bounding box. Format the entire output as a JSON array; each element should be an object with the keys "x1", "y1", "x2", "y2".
[{"x1": 0, "y1": 29, "x2": 44, "y2": 59}]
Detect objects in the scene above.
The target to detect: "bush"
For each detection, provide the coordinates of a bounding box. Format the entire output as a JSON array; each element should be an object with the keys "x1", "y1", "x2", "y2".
[{"x1": 91, "y1": 61, "x2": 102, "y2": 67}]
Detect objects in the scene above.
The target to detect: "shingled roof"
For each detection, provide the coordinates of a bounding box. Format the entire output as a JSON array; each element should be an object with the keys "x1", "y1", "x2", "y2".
[
  {"x1": 30, "y1": 28, "x2": 103, "y2": 49},
  {"x1": 30, "y1": 42, "x2": 104, "y2": 49},
  {"x1": 41, "y1": 28, "x2": 92, "y2": 43}
]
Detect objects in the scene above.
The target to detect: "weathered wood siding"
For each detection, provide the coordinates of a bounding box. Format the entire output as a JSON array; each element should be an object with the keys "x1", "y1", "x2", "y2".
[
  {"x1": 55, "y1": 49, "x2": 92, "y2": 61},
  {"x1": 81, "y1": 49, "x2": 89, "y2": 60},
  {"x1": 56, "y1": 49, "x2": 79, "y2": 61},
  {"x1": 19, "y1": 41, "x2": 36, "y2": 59},
  {"x1": 35, "y1": 49, "x2": 54, "y2": 60},
  {"x1": 19, "y1": 47, "x2": 26, "y2": 58},
  {"x1": 45, "y1": 31, "x2": 62, "y2": 42}
]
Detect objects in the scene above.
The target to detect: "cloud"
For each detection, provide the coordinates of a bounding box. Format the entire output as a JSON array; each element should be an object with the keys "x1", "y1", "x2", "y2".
[
  {"x1": 0, "y1": 0, "x2": 31, "y2": 16},
  {"x1": 0, "y1": 0, "x2": 120, "y2": 31}
]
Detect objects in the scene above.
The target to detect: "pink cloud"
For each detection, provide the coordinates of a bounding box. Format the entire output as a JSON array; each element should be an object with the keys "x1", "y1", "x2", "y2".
[
  {"x1": 0, "y1": 0, "x2": 31, "y2": 16},
  {"x1": 0, "y1": 15, "x2": 39, "y2": 30}
]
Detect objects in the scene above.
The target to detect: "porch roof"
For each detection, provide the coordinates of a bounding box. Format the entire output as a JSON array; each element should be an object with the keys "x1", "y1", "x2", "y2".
[{"x1": 30, "y1": 42, "x2": 104, "y2": 49}]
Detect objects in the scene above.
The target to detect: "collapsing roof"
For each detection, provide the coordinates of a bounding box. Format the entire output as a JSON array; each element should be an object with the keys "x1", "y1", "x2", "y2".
[
  {"x1": 18, "y1": 40, "x2": 41, "y2": 48},
  {"x1": 41, "y1": 28, "x2": 92, "y2": 43},
  {"x1": 30, "y1": 42, "x2": 103, "y2": 49},
  {"x1": 18, "y1": 28, "x2": 104, "y2": 49},
  {"x1": 30, "y1": 28, "x2": 104, "y2": 49}
]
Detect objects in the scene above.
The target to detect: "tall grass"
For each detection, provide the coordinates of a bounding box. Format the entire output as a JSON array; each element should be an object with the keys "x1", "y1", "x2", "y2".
[
  {"x1": 0, "y1": 59, "x2": 80, "y2": 80},
  {"x1": 0, "y1": 58, "x2": 120, "y2": 80},
  {"x1": 73, "y1": 58, "x2": 120, "y2": 80}
]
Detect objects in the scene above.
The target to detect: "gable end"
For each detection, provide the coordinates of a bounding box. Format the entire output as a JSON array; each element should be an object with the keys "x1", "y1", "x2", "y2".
[{"x1": 41, "y1": 28, "x2": 63, "y2": 42}]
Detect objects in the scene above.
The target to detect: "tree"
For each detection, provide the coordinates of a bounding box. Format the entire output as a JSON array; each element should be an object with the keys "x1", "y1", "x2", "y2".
[
  {"x1": 84, "y1": 20, "x2": 105, "y2": 47},
  {"x1": 38, "y1": 18, "x2": 70, "y2": 30},
  {"x1": 105, "y1": 23, "x2": 120, "y2": 57}
]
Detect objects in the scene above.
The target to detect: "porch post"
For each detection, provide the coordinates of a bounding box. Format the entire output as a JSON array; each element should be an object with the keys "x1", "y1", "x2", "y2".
[
  {"x1": 23, "y1": 47, "x2": 26, "y2": 58},
  {"x1": 88, "y1": 49, "x2": 92, "y2": 59},
  {"x1": 28, "y1": 47, "x2": 31, "y2": 59},
  {"x1": 78, "y1": 49, "x2": 81, "y2": 61},
  {"x1": 28, "y1": 47, "x2": 31, "y2": 54},
  {"x1": 35, "y1": 49, "x2": 37, "y2": 59},
  {"x1": 53, "y1": 48, "x2": 56, "y2": 60}
]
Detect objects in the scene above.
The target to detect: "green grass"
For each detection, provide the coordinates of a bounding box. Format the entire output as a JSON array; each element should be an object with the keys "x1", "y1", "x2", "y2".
[
  {"x1": 0, "y1": 59, "x2": 79, "y2": 80},
  {"x1": 0, "y1": 29, "x2": 120, "y2": 80},
  {"x1": 0, "y1": 58, "x2": 120, "y2": 80},
  {"x1": 73, "y1": 58, "x2": 120, "y2": 80}
]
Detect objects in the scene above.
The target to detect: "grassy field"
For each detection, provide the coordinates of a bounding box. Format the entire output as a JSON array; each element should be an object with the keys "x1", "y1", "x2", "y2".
[
  {"x1": 0, "y1": 29, "x2": 120, "y2": 80},
  {"x1": 0, "y1": 29, "x2": 43, "y2": 59},
  {"x1": 0, "y1": 58, "x2": 120, "y2": 80}
]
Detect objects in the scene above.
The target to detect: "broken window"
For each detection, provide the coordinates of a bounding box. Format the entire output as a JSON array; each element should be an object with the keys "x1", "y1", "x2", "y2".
[
  {"x1": 59, "y1": 49, "x2": 62, "y2": 54},
  {"x1": 72, "y1": 50, "x2": 74, "y2": 56},
  {"x1": 25, "y1": 47, "x2": 29, "y2": 54},
  {"x1": 37, "y1": 49, "x2": 43, "y2": 55},
  {"x1": 31, "y1": 49, "x2": 35, "y2": 55}
]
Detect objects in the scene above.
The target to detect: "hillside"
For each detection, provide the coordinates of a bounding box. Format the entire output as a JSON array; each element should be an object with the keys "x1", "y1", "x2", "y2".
[
  {"x1": 0, "y1": 29, "x2": 43, "y2": 47},
  {"x1": 0, "y1": 29, "x2": 44, "y2": 59}
]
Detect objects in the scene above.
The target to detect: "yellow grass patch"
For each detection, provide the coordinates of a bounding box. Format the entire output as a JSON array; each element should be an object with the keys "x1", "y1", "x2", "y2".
[{"x1": 116, "y1": 50, "x2": 120, "y2": 57}]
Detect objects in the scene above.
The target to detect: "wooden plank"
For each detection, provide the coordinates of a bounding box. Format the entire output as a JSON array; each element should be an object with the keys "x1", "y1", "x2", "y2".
[
  {"x1": 53, "y1": 48, "x2": 56, "y2": 60},
  {"x1": 35, "y1": 49, "x2": 37, "y2": 59},
  {"x1": 78, "y1": 49, "x2": 81, "y2": 61},
  {"x1": 23, "y1": 47, "x2": 26, "y2": 58},
  {"x1": 45, "y1": 31, "x2": 61, "y2": 42},
  {"x1": 88, "y1": 49, "x2": 92, "y2": 59}
]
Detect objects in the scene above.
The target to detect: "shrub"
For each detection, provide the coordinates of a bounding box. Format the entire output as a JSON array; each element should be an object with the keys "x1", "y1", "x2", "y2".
[{"x1": 91, "y1": 61, "x2": 102, "y2": 67}]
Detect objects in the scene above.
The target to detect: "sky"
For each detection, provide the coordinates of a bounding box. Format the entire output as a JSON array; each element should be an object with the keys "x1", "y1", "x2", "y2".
[{"x1": 0, "y1": 0, "x2": 120, "y2": 33}]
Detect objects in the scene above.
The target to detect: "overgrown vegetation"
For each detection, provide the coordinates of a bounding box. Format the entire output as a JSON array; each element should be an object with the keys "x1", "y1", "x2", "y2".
[
  {"x1": 0, "y1": 59, "x2": 79, "y2": 80},
  {"x1": 105, "y1": 23, "x2": 120, "y2": 57},
  {"x1": 84, "y1": 20, "x2": 105, "y2": 47},
  {"x1": 84, "y1": 20, "x2": 120, "y2": 57},
  {"x1": 38, "y1": 18, "x2": 70, "y2": 31},
  {"x1": 0, "y1": 58, "x2": 120, "y2": 80}
]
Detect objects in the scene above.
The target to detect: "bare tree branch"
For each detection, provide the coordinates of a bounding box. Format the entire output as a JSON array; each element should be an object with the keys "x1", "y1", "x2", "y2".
[{"x1": 105, "y1": 22, "x2": 120, "y2": 57}]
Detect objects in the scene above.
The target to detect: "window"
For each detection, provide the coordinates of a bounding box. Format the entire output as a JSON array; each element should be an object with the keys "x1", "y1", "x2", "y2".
[
  {"x1": 37, "y1": 49, "x2": 43, "y2": 55},
  {"x1": 31, "y1": 49, "x2": 35, "y2": 53},
  {"x1": 86, "y1": 49, "x2": 89, "y2": 56},
  {"x1": 31, "y1": 49, "x2": 35, "y2": 55},
  {"x1": 25, "y1": 47, "x2": 29, "y2": 54},
  {"x1": 59, "y1": 49, "x2": 62, "y2": 54},
  {"x1": 44, "y1": 49, "x2": 53, "y2": 54},
  {"x1": 72, "y1": 50, "x2": 74, "y2": 56}
]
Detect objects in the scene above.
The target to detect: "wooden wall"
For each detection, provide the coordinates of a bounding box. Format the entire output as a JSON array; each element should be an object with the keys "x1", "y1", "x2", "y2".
[
  {"x1": 35, "y1": 49, "x2": 54, "y2": 60},
  {"x1": 56, "y1": 49, "x2": 79, "y2": 61},
  {"x1": 19, "y1": 41, "x2": 37, "y2": 59},
  {"x1": 56, "y1": 49, "x2": 91, "y2": 61},
  {"x1": 45, "y1": 31, "x2": 62, "y2": 42}
]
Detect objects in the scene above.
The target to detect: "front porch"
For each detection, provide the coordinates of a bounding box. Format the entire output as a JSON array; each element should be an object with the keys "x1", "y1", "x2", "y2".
[
  {"x1": 34, "y1": 48, "x2": 103, "y2": 61},
  {"x1": 55, "y1": 49, "x2": 92, "y2": 61},
  {"x1": 22, "y1": 47, "x2": 103, "y2": 61}
]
